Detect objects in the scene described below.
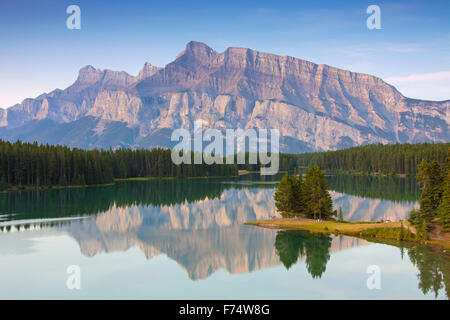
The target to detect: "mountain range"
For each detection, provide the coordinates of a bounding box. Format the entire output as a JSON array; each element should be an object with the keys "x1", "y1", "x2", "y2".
[{"x1": 0, "y1": 41, "x2": 448, "y2": 152}]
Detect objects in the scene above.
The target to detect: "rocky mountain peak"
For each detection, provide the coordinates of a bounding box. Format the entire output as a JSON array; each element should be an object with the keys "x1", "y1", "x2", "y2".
[
  {"x1": 74, "y1": 65, "x2": 135, "y2": 91},
  {"x1": 175, "y1": 41, "x2": 217, "y2": 64},
  {"x1": 137, "y1": 62, "x2": 161, "y2": 81},
  {"x1": 76, "y1": 65, "x2": 104, "y2": 85}
]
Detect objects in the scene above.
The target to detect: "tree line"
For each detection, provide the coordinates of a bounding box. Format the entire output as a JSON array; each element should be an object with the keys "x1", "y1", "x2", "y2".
[
  {"x1": 281, "y1": 143, "x2": 449, "y2": 175},
  {"x1": 237, "y1": 143, "x2": 448, "y2": 175},
  {"x1": 0, "y1": 140, "x2": 238, "y2": 190},
  {"x1": 1, "y1": 139, "x2": 448, "y2": 190}
]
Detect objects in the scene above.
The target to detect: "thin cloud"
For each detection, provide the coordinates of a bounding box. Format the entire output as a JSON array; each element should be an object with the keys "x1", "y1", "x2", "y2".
[
  {"x1": 385, "y1": 71, "x2": 450, "y2": 84},
  {"x1": 385, "y1": 71, "x2": 450, "y2": 101}
]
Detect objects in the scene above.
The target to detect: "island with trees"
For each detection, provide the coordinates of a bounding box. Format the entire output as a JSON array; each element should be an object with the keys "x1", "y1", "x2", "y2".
[{"x1": 247, "y1": 149, "x2": 450, "y2": 249}]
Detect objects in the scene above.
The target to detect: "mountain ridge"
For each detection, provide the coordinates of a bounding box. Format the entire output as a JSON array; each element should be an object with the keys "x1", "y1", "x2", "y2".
[{"x1": 0, "y1": 41, "x2": 448, "y2": 151}]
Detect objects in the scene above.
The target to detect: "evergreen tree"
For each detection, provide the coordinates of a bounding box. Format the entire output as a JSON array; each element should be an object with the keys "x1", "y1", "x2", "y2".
[
  {"x1": 439, "y1": 149, "x2": 450, "y2": 231},
  {"x1": 400, "y1": 220, "x2": 405, "y2": 241},
  {"x1": 292, "y1": 168, "x2": 306, "y2": 214},
  {"x1": 304, "y1": 165, "x2": 334, "y2": 220},
  {"x1": 338, "y1": 207, "x2": 344, "y2": 222},
  {"x1": 0, "y1": 173, "x2": 7, "y2": 191},
  {"x1": 416, "y1": 158, "x2": 444, "y2": 225},
  {"x1": 417, "y1": 220, "x2": 429, "y2": 240},
  {"x1": 274, "y1": 174, "x2": 297, "y2": 216}
]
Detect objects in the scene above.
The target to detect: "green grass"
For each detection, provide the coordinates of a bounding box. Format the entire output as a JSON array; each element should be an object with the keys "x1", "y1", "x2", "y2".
[
  {"x1": 246, "y1": 218, "x2": 450, "y2": 249},
  {"x1": 360, "y1": 227, "x2": 416, "y2": 241}
]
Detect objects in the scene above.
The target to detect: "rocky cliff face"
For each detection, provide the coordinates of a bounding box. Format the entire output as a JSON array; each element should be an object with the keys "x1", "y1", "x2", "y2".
[{"x1": 1, "y1": 41, "x2": 448, "y2": 151}]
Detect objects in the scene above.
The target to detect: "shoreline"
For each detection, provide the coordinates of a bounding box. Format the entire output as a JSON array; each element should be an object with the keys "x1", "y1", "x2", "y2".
[
  {"x1": 246, "y1": 218, "x2": 450, "y2": 249},
  {"x1": 0, "y1": 183, "x2": 116, "y2": 193},
  {"x1": 0, "y1": 175, "x2": 241, "y2": 194}
]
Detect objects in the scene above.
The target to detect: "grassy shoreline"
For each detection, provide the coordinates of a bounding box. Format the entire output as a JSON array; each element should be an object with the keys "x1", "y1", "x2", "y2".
[{"x1": 246, "y1": 218, "x2": 450, "y2": 249}]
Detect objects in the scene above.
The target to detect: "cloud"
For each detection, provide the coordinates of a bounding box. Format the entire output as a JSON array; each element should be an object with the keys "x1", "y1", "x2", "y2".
[
  {"x1": 385, "y1": 71, "x2": 450, "y2": 84},
  {"x1": 384, "y1": 71, "x2": 450, "y2": 101}
]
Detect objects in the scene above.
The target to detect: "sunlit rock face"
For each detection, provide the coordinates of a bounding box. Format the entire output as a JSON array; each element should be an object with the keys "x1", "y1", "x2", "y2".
[
  {"x1": 1, "y1": 41, "x2": 448, "y2": 151},
  {"x1": 66, "y1": 188, "x2": 371, "y2": 280}
]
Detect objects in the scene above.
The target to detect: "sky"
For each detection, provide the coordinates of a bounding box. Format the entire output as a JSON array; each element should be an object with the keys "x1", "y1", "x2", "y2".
[{"x1": 0, "y1": 0, "x2": 450, "y2": 108}]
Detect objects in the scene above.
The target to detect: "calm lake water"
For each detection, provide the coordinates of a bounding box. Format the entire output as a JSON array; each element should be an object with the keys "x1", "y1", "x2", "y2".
[{"x1": 0, "y1": 175, "x2": 448, "y2": 299}]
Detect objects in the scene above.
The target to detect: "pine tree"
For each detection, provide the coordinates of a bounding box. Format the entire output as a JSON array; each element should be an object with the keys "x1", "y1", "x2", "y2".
[
  {"x1": 400, "y1": 220, "x2": 405, "y2": 241},
  {"x1": 417, "y1": 159, "x2": 444, "y2": 225},
  {"x1": 292, "y1": 169, "x2": 306, "y2": 214},
  {"x1": 274, "y1": 174, "x2": 296, "y2": 217},
  {"x1": 338, "y1": 207, "x2": 344, "y2": 222},
  {"x1": 438, "y1": 149, "x2": 450, "y2": 232},
  {"x1": 0, "y1": 172, "x2": 7, "y2": 191},
  {"x1": 417, "y1": 220, "x2": 429, "y2": 240},
  {"x1": 304, "y1": 165, "x2": 334, "y2": 220}
]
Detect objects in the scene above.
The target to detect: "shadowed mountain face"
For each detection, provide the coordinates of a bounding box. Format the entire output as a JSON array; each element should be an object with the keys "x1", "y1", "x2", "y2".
[{"x1": 0, "y1": 41, "x2": 448, "y2": 151}]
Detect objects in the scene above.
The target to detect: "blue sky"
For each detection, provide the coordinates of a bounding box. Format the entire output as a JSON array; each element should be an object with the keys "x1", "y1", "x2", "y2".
[{"x1": 1, "y1": 0, "x2": 450, "y2": 108}]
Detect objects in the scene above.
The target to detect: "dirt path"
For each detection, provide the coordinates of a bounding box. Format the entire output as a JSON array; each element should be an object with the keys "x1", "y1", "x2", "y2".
[{"x1": 429, "y1": 224, "x2": 450, "y2": 241}]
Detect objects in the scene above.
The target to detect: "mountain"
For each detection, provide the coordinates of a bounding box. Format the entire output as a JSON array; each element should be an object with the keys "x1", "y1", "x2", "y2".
[{"x1": 0, "y1": 41, "x2": 448, "y2": 151}]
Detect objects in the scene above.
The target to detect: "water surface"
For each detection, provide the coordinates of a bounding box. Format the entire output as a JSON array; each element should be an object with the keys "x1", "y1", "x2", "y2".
[{"x1": 0, "y1": 175, "x2": 448, "y2": 299}]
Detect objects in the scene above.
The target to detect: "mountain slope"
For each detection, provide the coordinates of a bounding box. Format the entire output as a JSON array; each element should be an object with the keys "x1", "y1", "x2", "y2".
[{"x1": 0, "y1": 41, "x2": 448, "y2": 151}]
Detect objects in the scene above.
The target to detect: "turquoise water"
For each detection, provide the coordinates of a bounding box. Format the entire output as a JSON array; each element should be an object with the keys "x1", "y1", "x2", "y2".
[{"x1": 0, "y1": 176, "x2": 448, "y2": 299}]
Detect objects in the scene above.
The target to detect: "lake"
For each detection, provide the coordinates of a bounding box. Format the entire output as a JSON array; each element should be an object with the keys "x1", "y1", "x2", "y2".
[{"x1": 0, "y1": 174, "x2": 448, "y2": 299}]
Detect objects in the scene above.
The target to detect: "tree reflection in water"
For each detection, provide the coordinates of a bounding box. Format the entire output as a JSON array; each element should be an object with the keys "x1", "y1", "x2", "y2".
[
  {"x1": 405, "y1": 244, "x2": 450, "y2": 299},
  {"x1": 275, "y1": 230, "x2": 450, "y2": 299},
  {"x1": 274, "y1": 230, "x2": 332, "y2": 278}
]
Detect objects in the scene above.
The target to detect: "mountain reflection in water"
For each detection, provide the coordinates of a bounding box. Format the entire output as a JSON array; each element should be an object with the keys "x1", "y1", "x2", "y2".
[{"x1": 0, "y1": 175, "x2": 448, "y2": 299}]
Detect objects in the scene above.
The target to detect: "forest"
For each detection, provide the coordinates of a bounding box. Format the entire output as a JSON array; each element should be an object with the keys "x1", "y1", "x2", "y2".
[
  {"x1": 236, "y1": 142, "x2": 449, "y2": 175},
  {"x1": 279, "y1": 142, "x2": 449, "y2": 175},
  {"x1": 1, "y1": 139, "x2": 449, "y2": 191},
  {"x1": 0, "y1": 140, "x2": 238, "y2": 190}
]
